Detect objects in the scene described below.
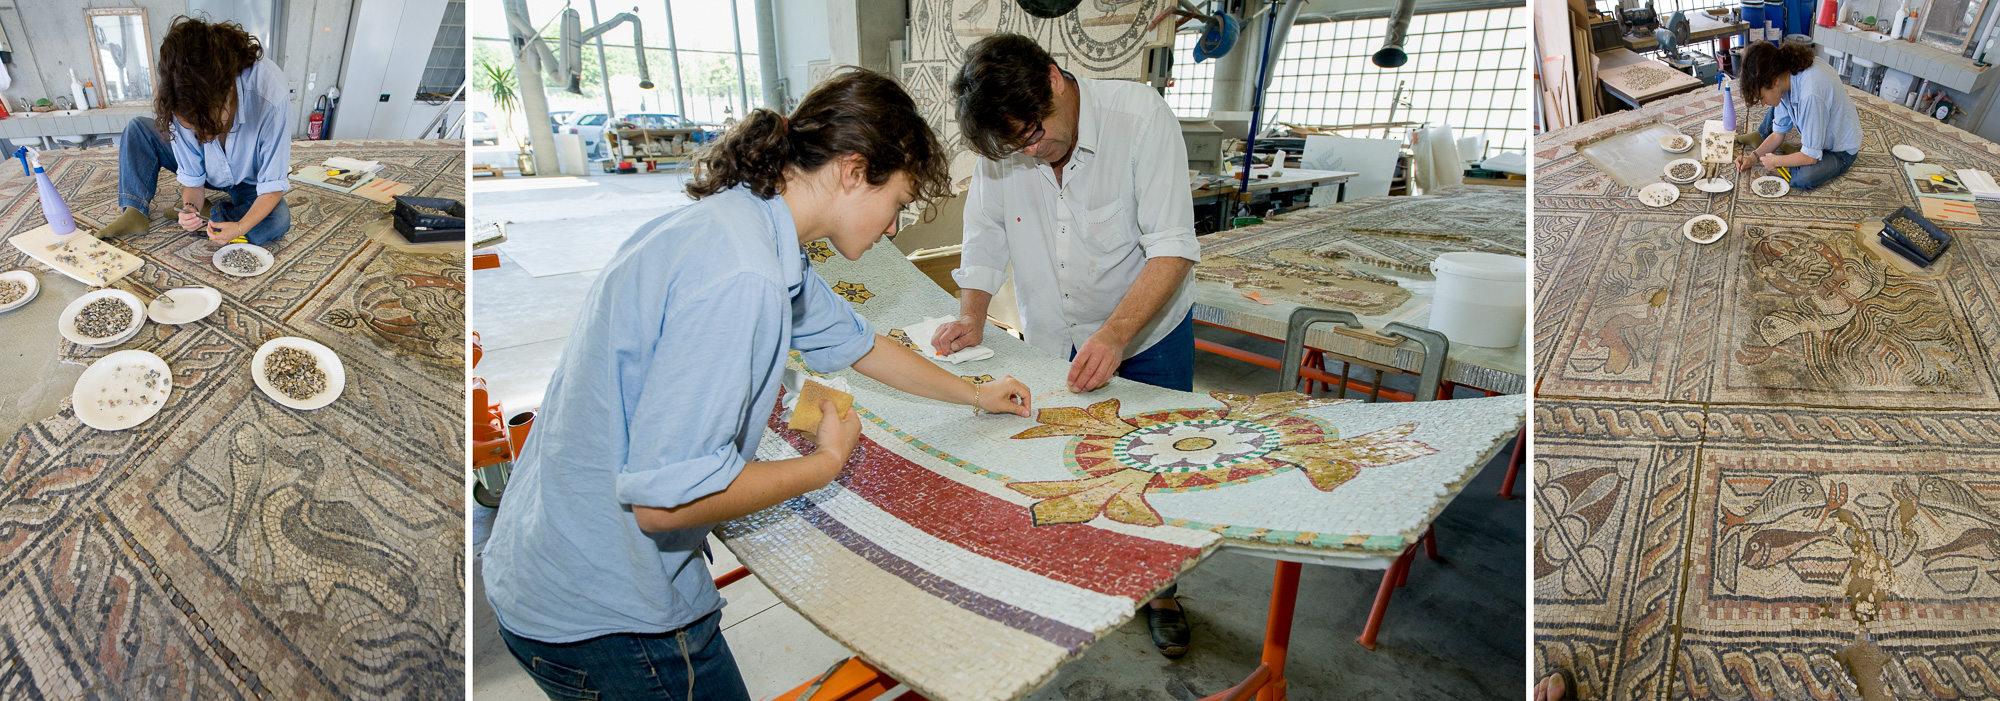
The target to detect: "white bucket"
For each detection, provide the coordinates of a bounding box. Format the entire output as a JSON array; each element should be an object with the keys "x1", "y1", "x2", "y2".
[{"x1": 1429, "y1": 252, "x2": 1528, "y2": 348}]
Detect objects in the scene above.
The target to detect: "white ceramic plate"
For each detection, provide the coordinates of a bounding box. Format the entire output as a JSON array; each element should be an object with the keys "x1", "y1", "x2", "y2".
[
  {"x1": 212, "y1": 243, "x2": 274, "y2": 277},
  {"x1": 147, "y1": 286, "x2": 222, "y2": 325},
  {"x1": 1695, "y1": 177, "x2": 1735, "y2": 193},
  {"x1": 1683, "y1": 214, "x2": 1729, "y2": 244},
  {"x1": 1893, "y1": 144, "x2": 1925, "y2": 162},
  {"x1": 1661, "y1": 134, "x2": 1694, "y2": 153},
  {"x1": 1638, "y1": 182, "x2": 1680, "y2": 207},
  {"x1": 1751, "y1": 175, "x2": 1791, "y2": 198},
  {"x1": 0, "y1": 269, "x2": 39, "y2": 314},
  {"x1": 72, "y1": 350, "x2": 172, "y2": 431},
  {"x1": 58, "y1": 289, "x2": 146, "y2": 348},
  {"x1": 1663, "y1": 158, "x2": 1704, "y2": 183},
  {"x1": 252, "y1": 337, "x2": 346, "y2": 410}
]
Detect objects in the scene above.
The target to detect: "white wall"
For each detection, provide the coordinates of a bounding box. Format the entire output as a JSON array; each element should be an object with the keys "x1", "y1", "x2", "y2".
[
  {"x1": 775, "y1": 0, "x2": 831, "y2": 106},
  {"x1": 333, "y1": 0, "x2": 451, "y2": 139},
  {"x1": 0, "y1": 0, "x2": 352, "y2": 139}
]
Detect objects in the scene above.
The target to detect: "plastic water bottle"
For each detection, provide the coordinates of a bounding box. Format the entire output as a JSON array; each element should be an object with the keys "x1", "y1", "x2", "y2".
[
  {"x1": 18, "y1": 148, "x2": 74, "y2": 235},
  {"x1": 1724, "y1": 85, "x2": 1738, "y2": 132}
]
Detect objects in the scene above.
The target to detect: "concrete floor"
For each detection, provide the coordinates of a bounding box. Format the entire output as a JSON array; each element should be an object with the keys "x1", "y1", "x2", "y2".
[{"x1": 468, "y1": 169, "x2": 1525, "y2": 700}]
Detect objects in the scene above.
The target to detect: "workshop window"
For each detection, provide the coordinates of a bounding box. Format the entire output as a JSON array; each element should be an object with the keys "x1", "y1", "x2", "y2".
[
  {"x1": 1166, "y1": 7, "x2": 1529, "y2": 161},
  {"x1": 419, "y1": 0, "x2": 469, "y2": 101}
]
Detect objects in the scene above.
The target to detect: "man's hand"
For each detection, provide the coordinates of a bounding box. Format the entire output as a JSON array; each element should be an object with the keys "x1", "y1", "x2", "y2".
[
  {"x1": 207, "y1": 220, "x2": 246, "y2": 244},
  {"x1": 974, "y1": 376, "x2": 1034, "y2": 417},
  {"x1": 930, "y1": 315, "x2": 984, "y2": 355},
  {"x1": 812, "y1": 399, "x2": 862, "y2": 472},
  {"x1": 178, "y1": 207, "x2": 206, "y2": 232},
  {"x1": 1068, "y1": 329, "x2": 1127, "y2": 393}
]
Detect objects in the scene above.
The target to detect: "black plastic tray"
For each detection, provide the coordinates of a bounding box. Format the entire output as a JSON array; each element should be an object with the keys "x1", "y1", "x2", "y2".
[
  {"x1": 1880, "y1": 205, "x2": 1951, "y2": 264},
  {"x1": 391, "y1": 195, "x2": 465, "y2": 243}
]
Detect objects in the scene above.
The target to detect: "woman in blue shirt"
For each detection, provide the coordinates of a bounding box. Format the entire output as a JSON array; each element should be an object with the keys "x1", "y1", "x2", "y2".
[
  {"x1": 483, "y1": 70, "x2": 1034, "y2": 700},
  {"x1": 1734, "y1": 41, "x2": 1863, "y2": 190},
  {"x1": 99, "y1": 17, "x2": 291, "y2": 245}
]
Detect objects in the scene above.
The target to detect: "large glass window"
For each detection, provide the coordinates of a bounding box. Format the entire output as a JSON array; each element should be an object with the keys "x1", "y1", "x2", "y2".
[{"x1": 1166, "y1": 7, "x2": 1528, "y2": 160}]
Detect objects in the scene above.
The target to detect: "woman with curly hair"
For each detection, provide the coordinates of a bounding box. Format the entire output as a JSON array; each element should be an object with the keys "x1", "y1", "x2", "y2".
[
  {"x1": 481, "y1": 69, "x2": 1033, "y2": 699},
  {"x1": 1733, "y1": 41, "x2": 1863, "y2": 190},
  {"x1": 98, "y1": 16, "x2": 291, "y2": 245}
]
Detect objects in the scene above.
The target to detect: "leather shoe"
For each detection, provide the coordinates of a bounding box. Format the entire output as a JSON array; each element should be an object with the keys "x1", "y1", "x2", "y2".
[{"x1": 1146, "y1": 603, "x2": 1190, "y2": 658}]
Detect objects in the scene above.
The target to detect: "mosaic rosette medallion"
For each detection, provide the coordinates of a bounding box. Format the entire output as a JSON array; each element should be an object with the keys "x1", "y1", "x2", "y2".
[{"x1": 1008, "y1": 393, "x2": 1438, "y2": 527}]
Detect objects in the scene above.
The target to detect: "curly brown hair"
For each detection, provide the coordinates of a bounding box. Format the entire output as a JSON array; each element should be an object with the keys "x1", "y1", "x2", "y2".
[
  {"x1": 687, "y1": 69, "x2": 951, "y2": 215},
  {"x1": 1738, "y1": 42, "x2": 1816, "y2": 102},
  {"x1": 951, "y1": 34, "x2": 1059, "y2": 161},
  {"x1": 155, "y1": 16, "x2": 262, "y2": 143}
]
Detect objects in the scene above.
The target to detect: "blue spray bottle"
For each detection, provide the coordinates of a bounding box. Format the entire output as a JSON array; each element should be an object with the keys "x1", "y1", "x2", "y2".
[{"x1": 17, "y1": 147, "x2": 75, "y2": 236}]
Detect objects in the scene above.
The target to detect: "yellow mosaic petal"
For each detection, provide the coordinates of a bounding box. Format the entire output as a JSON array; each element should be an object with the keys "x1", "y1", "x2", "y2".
[
  {"x1": 887, "y1": 329, "x2": 921, "y2": 352},
  {"x1": 1009, "y1": 469, "x2": 1160, "y2": 526},
  {"x1": 1270, "y1": 422, "x2": 1438, "y2": 491},
  {"x1": 1212, "y1": 390, "x2": 1344, "y2": 422},
  {"x1": 805, "y1": 240, "x2": 835, "y2": 262},
  {"x1": 1010, "y1": 398, "x2": 1137, "y2": 439},
  {"x1": 832, "y1": 281, "x2": 874, "y2": 304}
]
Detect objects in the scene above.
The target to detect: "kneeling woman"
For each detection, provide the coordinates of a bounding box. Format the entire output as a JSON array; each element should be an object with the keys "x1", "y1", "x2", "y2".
[
  {"x1": 1735, "y1": 41, "x2": 1863, "y2": 190},
  {"x1": 482, "y1": 70, "x2": 1034, "y2": 700}
]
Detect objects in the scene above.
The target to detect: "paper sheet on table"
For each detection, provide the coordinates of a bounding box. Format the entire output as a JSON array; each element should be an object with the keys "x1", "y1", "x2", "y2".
[
  {"x1": 1921, "y1": 196, "x2": 1982, "y2": 224},
  {"x1": 899, "y1": 315, "x2": 995, "y2": 363}
]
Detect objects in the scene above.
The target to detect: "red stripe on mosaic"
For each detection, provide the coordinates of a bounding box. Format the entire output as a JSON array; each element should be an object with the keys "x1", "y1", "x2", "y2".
[{"x1": 766, "y1": 397, "x2": 1200, "y2": 600}]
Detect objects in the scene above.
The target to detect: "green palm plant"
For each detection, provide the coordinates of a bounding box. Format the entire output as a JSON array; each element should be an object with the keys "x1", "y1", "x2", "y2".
[{"x1": 478, "y1": 61, "x2": 523, "y2": 154}]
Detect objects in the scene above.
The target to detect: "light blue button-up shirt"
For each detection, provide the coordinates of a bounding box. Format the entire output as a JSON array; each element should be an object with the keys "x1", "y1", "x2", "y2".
[
  {"x1": 482, "y1": 187, "x2": 876, "y2": 643},
  {"x1": 1771, "y1": 60, "x2": 1862, "y2": 161},
  {"x1": 169, "y1": 57, "x2": 291, "y2": 195}
]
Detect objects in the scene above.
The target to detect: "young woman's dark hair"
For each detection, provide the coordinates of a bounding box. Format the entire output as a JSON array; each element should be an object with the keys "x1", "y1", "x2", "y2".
[
  {"x1": 687, "y1": 69, "x2": 951, "y2": 210},
  {"x1": 1739, "y1": 42, "x2": 1817, "y2": 100},
  {"x1": 155, "y1": 16, "x2": 263, "y2": 143},
  {"x1": 951, "y1": 33, "x2": 1059, "y2": 161}
]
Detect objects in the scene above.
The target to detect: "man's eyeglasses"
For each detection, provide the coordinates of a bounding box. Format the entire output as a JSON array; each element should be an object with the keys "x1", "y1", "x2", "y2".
[{"x1": 1008, "y1": 123, "x2": 1046, "y2": 157}]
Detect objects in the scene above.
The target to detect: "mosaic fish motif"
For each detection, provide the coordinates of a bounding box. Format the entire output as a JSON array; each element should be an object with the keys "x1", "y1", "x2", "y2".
[
  {"x1": 1714, "y1": 476, "x2": 1847, "y2": 592},
  {"x1": 1007, "y1": 391, "x2": 1438, "y2": 527}
]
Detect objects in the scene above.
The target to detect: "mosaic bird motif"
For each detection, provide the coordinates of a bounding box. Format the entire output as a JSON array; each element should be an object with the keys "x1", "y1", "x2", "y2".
[{"x1": 1007, "y1": 391, "x2": 1437, "y2": 527}]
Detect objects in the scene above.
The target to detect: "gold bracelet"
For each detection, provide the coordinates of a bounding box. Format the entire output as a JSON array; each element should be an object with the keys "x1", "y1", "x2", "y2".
[{"x1": 971, "y1": 380, "x2": 981, "y2": 416}]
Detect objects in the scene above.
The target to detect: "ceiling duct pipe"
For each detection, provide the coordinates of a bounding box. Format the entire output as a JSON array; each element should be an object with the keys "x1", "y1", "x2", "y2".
[{"x1": 1372, "y1": 0, "x2": 1419, "y2": 68}]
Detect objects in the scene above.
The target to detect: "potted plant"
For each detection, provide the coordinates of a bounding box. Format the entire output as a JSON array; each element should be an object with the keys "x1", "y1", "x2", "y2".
[{"x1": 477, "y1": 61, "x2": 535, "y2": 176}]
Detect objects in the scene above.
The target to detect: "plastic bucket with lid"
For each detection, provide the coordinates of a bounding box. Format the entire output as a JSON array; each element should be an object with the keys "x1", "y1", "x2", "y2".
[{"x1": 1429, "y1": 252, "x2": 1527, "y2": 348}]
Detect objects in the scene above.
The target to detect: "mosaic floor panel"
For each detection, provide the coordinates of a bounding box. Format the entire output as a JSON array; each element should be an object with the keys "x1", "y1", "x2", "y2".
[
  {"x1": 1535, "y1": 86, "x2": 2000, "y2": 699},
  {"x1": 0, "y1": 142, "x2": 464, "y2": 698},
  {"x1": 722, "y1": 238, "x2": 1523, "y2": 701}
]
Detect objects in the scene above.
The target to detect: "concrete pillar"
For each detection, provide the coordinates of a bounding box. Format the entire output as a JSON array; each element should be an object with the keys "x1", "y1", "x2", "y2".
[
  {"x1": 756, "y1": 0, "x2": 784, "y2": 110},
  {"x1": 827, "y1": 0, "x2": 905, "y2": 74},
  {"x1": 505, "y1": 0, "x2": 560, "y2": 176}
]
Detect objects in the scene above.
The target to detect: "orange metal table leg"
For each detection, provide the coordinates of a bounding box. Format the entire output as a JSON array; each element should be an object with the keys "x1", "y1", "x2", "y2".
[
  {"x1": 713, "y1": 566, "x2": 750, "y2": 589},
  {"x1": 1258, "y1": 560, "x2": 1302, "y2": 701},
  {"x1": 774, "y1": 657, "x2": 920, "y2": 701},
  {"x1": 1359, "y1": 544, "x2": 1420, "y2": 650},
  {"x1": 1500, "y1": 427, "x2": 1524, "y2": 499}
]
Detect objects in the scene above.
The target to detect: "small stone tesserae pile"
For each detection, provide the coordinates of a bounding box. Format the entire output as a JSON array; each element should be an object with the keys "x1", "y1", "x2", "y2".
[
  {"x1": 96, "y1": 364, "x2": 168, "y2": 422},
  {"x1": 1621, "y1": 65, "x2": 1673, "y2": 91},
  {"x1": 1756, "y1": 179, "x2": 1784, "y2": 196},
  {"x1": 1889, "y1": 217, "x2": 1945, "y2": 256},
  {"x1": 221, "y1": 249, "x2": 262, "y2": 274},
  {"x1": 1670, "y1": 162, "x2": 1699, "y2": 180},
  {"x1": 264, "y1": 346, "x2": 327, "y2": 401},
  {"x1": 1668, "y1": 135, "x2": 1690, "y2": 150},
  {"x1": 74, "y1": 298, "x2": 132, "y2": 339},
  {"x1": 0, "y1": 279, "x2": 25, "y2": 305},
  {"x1": 1691, "y1": 218, "x2": 1723, "y2": 239}
]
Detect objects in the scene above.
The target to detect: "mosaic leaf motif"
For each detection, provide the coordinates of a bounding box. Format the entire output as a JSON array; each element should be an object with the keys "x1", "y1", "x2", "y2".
[
  {"x1": 1008, "y1": 391, "x2": 1437, "y2": 526},
  {"x1": 832, "y1": 281, "x2": 874, "y2": 304},
  {"x1": 805, "y1": 240, "x2": 835, "y2": 262},
  {"x1": 887, "y1": 328, "x2": 921, "y2": 352}
]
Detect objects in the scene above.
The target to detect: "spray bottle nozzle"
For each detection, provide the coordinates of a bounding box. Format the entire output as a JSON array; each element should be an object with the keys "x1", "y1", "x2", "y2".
[{"x1": 14, "y1": 147, "x2": 27, "y2": 177}]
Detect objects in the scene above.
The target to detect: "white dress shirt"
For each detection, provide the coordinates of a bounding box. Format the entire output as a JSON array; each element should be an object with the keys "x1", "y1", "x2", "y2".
[{"x1": 953, "y1": 76, "x2": 1199, "y2": 361}]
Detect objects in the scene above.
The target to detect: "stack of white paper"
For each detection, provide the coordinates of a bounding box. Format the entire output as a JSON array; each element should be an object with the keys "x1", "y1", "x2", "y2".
[{"x1": 1958, "y1": 169, "x2": 2000, "y2": 200}]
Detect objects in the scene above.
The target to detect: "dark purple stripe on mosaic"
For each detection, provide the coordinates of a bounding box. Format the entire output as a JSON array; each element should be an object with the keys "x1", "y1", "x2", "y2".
[{"x1": 794, "y1": 496, "x2": 1098, "y2": 654}]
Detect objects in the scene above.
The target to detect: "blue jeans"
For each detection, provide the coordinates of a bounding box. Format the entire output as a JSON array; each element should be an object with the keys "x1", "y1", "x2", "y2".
[
  {"x1": 1068, "y1": 310, "x2": 1195, "y2": 392},
  {"x1": 1757, "y1": 109, "x2": 1858, "y2": 191},
  {"x1": 498, "y1": 610, "x2": 751, "y2": 701},
  {"x1": 119, "y1": 117, "x2": 292, "y2": 245}
]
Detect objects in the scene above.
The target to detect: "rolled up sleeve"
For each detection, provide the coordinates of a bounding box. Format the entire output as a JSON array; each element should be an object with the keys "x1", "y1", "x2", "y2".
[
  {"x1": 616, "y1": 276, "x2": 787, "y2": 509},
  {"x1": 253, "y1": 106, "x2": 292, "y2": 195},
  {"x1": 792, "y1": 271, "x2": 876, "y2": 373},
  {"x1": 1788, "y1": 101, "x2": 1823, "y2": 161},
  {"x1": 1131, "y1": 103, "x2": 1199, "y2": 263},
  {"x1": 952, "y1": 161, "x2": 1012, "y2": 295},
  {"x1": 169, "y1": 122, "x2": 207, "y2": 188}
]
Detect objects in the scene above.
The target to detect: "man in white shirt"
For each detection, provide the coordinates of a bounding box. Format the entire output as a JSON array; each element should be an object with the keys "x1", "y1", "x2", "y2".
[{"x1": 929, "y1": 33, "x2": 1200, "y2": 658}]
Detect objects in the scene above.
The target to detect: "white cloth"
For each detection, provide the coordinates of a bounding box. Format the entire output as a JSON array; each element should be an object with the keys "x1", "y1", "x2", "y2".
[
  {"x1": 953, "y1": 77, "x2": 1200, "y2": 362},
  {"x1": 900, "y1": 315, "x2": 996, "y2": 364}
]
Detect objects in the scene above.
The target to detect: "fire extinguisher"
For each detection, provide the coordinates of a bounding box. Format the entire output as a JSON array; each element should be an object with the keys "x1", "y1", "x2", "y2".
[{"x1": 308, "y1": 95, "x2": 328, "y2": 139}]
